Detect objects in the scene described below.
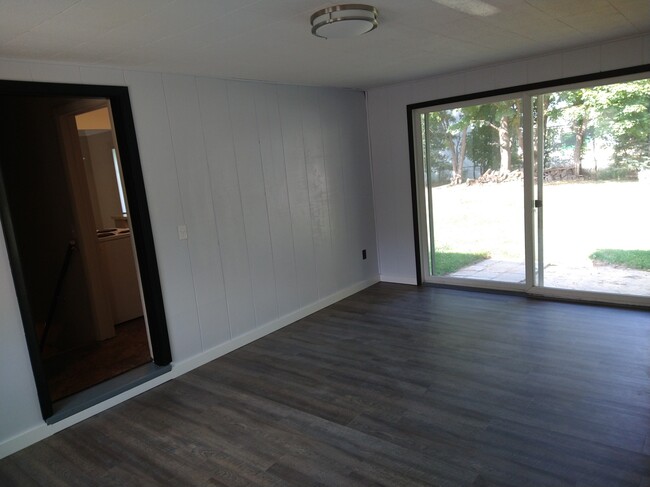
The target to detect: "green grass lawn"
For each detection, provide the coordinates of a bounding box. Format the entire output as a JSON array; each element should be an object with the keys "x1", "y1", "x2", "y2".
[
  {"x1": 431, "y1": 181, "x2": 649, "y2": 266},
  {"x1": 589, "y1": 249, "x2": 650, "y2": 271},
  {"x1": 434, "y1": 251, "x2": 490, "y2": 276}
]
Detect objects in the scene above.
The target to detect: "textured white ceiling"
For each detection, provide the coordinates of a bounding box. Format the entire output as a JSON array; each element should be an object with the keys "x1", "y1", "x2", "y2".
[{"x1": 0, "y1": 0, "x2": 648, "y2": 89}]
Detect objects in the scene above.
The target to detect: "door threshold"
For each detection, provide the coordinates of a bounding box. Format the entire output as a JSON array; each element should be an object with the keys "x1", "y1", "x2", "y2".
[
  {"x1": 526, "y1": 288, "x2": 650, "y2": 311},
  {"x1": 47, "y1": 362, "x2": 171, "y2": 424},
  {"x1": 424, "y1": 281, "x2": 650, "y2": 311},
  {"x1": 423, "y1": 281, "x2": 527, "y2": 297}
]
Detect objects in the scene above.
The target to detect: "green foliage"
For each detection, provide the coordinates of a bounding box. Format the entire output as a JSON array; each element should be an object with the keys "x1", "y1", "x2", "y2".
[
  {"x1": 424, "y1": 111, "x2": 453, "y2": 181},
  {"x1": 591, "y1": 79, "x2": 650, "y2": 169},
  {"x1": 545, "y1": 80, "x2": 650, "y2": 171},
  {"x1": 591, "y1": 166, "x2": 638, "y2": 181},
  {"x1": 424, "y1": 99, "x2": 522, "y2": 180},
  {"x1": 589, "y1": 249, "x2": 650, "y2": 271},
  {"x1": 434, "y1": 251, "x2": 490, "y2": 276},
  {"x1": 424, "y1": 78, "x2": 650, "y2": 187},
  {"x1": 466, "y1": 123, "x2": 499, "y2": 174}
]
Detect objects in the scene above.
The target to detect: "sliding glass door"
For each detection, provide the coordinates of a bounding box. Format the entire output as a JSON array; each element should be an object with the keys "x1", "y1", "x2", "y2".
[
  {"x1": 414, "y1": 75, "x2": 650, "y2": 304},
  {"x1": 416, "y1": 97, "x2": 526, "y2": 287},
  {"x1": 534, "y1": 82, "x2": 650, "y2": 298}
]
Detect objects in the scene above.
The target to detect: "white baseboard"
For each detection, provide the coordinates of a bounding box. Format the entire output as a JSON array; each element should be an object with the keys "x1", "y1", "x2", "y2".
[
  {"x1": 172, "y1": 275, "x2": 380, "y2": 375},
  {"x1": 0, "y1": 275, "x2": 379, "y2": 459},
  {"x1": 380, "y1": 274, "x2": 417, "y2": 285}
]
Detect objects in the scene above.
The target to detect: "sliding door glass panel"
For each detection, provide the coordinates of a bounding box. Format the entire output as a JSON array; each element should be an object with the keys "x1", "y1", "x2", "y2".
[
  {"x1": 538, "y1": 80, "x2": 650, "y2": 296},
  {"x1": 420, "y1": 98, "x2": 526, "y2": 283}
]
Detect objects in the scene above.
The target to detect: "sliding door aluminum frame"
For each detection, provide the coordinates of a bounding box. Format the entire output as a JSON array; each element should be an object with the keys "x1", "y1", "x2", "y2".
[
  {"x1": 413, "y1": 92, "x2": 527, "y2": 293},
  {"x1": 409, "y1": 65, "x2": 650, "y2": 308}
]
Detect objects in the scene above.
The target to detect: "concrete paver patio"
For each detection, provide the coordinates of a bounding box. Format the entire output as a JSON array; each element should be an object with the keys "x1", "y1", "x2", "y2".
[{"x1": 448, "y1": 258, "x2": 650, "y2": 296}]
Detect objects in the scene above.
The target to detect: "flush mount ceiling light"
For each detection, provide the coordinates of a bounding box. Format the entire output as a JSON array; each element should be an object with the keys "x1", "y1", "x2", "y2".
[{"x1": 310, "y1": 4, "x2": 379, "y2": 39}]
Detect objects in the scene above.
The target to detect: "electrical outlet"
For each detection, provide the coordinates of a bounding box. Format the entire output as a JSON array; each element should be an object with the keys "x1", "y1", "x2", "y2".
[
  {"x1": 362, "y1": 249, "x2": 367, "y2": 260},
  {"x1": 178, "y1": 225, "x2": 188, "y2": 240}
]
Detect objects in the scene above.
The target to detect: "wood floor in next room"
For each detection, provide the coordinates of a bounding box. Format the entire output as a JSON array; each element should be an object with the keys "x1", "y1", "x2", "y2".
[
  {"x1": 1, "y1": 283, "x2": 649, "y2": 486},
  {"x1": 44, "y1": 317, "x2": 152, "y2": 402}
]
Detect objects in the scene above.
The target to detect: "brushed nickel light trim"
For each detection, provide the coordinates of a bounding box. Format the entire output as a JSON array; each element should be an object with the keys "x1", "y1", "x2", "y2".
[{"x1": 310, "y1": 4, "x2": 379, "y2": 39}]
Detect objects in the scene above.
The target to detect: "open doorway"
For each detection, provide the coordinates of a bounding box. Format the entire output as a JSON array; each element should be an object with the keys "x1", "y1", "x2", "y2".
[
  {"x1": 0, "y1": 82, "x2": 171, "y2": 420},
  {"x1": 39, "y1": 102, "x2": 151, "y2": 401}
]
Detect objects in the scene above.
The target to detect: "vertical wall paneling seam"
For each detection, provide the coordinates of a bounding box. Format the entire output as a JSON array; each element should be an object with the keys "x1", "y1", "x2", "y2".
[
  {"x1": 252, "y1": 88, "x2": 280, "y2": 320},
  {"x1": 160, "y1": 74, "x2": 203, "y2": 351},
  {"x1": 275, "y1": 84, "x2": 299, "y2": 309},
  {"x1": 225, "y1": 81, "x2": 257, "y2": 328},
  {"x1": 332, "y1": 95, "x2": 350, "y2": 289},
  {"x1": 364, "y1": 90, "x2": 382, "y2": 277},
  {"x1": 315, "y1": 90, "x2": 335, "y2": 295},
  {"x1": 298, "y1": 88, "x2": 321, "y2": 299},
  {"x1": 193, "y1": 76, "x2": 232, "y2": 343}
]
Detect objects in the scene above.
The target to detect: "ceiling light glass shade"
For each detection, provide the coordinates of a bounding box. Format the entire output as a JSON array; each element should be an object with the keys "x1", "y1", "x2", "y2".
[{"x1": 310, "y1": 4, "x2": 379, "y2": 39}]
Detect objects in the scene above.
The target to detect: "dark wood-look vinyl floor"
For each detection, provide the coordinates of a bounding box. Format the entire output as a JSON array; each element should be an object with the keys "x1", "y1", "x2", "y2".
[{"x1": 2, "y1": 283, "x2": 650, "y2": 486}]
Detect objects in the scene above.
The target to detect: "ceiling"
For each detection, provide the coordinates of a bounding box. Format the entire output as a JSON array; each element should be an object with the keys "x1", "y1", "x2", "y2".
[{"x1": 0, "y1": 0, "x2": 648, "y2": 89}]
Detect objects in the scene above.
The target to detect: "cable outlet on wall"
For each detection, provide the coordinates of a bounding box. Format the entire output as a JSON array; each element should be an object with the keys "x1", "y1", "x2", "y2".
[{"x1": 178, "y1": 225, "x2": 188, "y2": 240}]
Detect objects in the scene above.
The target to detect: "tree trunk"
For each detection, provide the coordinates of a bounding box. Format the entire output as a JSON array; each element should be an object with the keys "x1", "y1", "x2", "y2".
[
  {"x1": 457, "y1": 126, "x2": 468, "y2": 180},
  {"x1": 446, "y1": 134, "x2": 458, "y2": 175},
  {"x1": 498, "y1": 116, "x2": 511, "y2": 172},
  {"x1": 515, "y1": 100, "x2": 524, "y2": 165},
  {"x1": 573, "y1": 116, "x2": 588, "y2": 176}
]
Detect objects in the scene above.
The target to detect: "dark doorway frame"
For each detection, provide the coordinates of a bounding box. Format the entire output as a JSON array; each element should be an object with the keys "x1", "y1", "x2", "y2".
[{"x1": 0, "y1": 80, "x2": 172, "y2": 420}]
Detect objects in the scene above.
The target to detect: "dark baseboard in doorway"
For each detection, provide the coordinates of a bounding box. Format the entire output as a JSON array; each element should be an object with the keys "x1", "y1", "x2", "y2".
[{"x1": 47, "y1": 362, "x2": 171, "y2": 424}]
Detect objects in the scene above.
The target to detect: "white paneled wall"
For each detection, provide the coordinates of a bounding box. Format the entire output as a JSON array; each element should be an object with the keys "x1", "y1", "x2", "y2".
[
  {"x1": 254, "y1": 84, "x2": 298, "y2": 317},
  {"x1": 197, "y1": 77, "x2": 257, "y2": 337},
  {"x1": 368, "y1": 33, "x2": 650, "y2": 284},
  {"x1": 277, "y1": 85, "x2": 320, "y2": 305},
  {"x1": 162, "y1": 74, "x2": 231, "y2": 351},
  {"x1": 0, "y1": 60, "x2": 378, "y2": 455},
  {"x1": 228, "y1": 81, "x2": 279, "y2": 329}
]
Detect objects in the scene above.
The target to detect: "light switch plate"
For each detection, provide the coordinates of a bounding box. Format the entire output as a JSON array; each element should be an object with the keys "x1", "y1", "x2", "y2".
[{"x1": 178, "y1": 225, "x2": 188, "y2": 240}]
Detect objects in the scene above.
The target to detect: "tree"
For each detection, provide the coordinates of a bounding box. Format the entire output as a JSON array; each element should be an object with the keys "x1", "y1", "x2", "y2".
[
  {"x1": 427, "y1": 110, "x2": 467, "y2": 182},
  {"x1": 545, "y1": 80, "x2": 650, "y2": 175},
  {"x1": 466, "y1": 121, "x2": 499, "y2": 176},
  {"x1": 465, "y1": 101, "x2": 520, "y2": 172},
  {"x1": 422, "y1": 112, "x2": 452, "y2": 185},
  {"x1": 546, "y1": 89, "x2": 595, "y2": 175},
  {"x1": 591, "y1": 79, "x2": 650, "y2": 170}
]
